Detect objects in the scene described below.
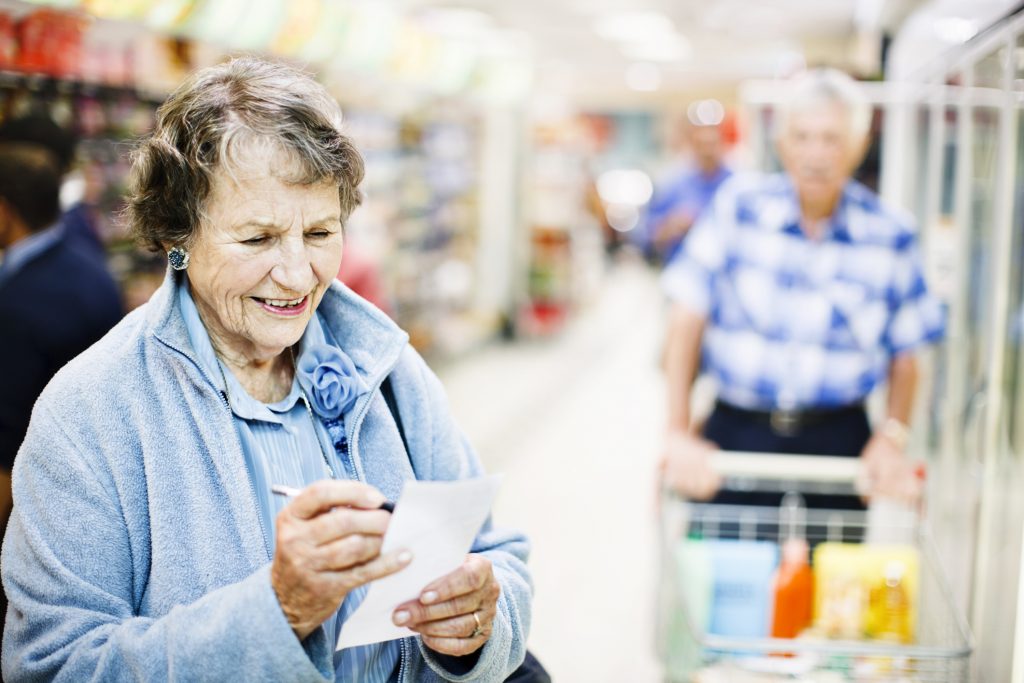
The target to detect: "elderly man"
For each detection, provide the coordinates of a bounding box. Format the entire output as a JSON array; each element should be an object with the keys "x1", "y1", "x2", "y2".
[{"x1": 660, "y1": 69, "x2": 945, "y2": 507}]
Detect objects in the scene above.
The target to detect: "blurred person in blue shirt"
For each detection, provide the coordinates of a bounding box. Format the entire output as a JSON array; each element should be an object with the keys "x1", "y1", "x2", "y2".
[
  {"x1": 659, "y1": 69, "x2": 945, "y2": 509},
  {"x1": 644, "y1": 120, "x2": 732, "y2": 264}
]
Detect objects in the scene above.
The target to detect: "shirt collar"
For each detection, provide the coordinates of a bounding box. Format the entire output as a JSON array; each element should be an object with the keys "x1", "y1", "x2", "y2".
[
  {"x1": 150, "y1": 267, "x2": 408, "y2": 402},
  {"x1": 177, "y1": 280, "x2": 335, "y2": 424},
  {"x1": 0, "y1": 222, "x2": 63, "y2": 289},
  {"x1": 767, "y1": 175, "x2": 855, "y2": 242}
]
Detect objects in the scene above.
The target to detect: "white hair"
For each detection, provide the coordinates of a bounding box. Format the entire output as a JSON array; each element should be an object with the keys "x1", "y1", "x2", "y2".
[{"x1": 776, "y1": 68, "x2": 872, "y2": 142}]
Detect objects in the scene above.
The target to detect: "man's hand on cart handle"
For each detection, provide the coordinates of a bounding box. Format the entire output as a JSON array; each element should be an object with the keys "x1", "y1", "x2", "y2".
[
  {"x1": 660, "y1": 430, "x2": 723, "y2": 501},
  {"x1": 858, "y1": 433, "x2": 925, "y2": 505}
]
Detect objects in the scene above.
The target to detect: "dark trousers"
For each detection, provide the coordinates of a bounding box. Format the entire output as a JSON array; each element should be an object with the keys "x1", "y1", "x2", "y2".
[{"x1": 702, "y1": 401, "x2": 871, "y2": 512}]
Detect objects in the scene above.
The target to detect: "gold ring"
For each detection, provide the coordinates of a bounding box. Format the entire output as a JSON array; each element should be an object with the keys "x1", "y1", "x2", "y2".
[{"x1": 469, "y1": 611, "x2": 483, "y2": 638}]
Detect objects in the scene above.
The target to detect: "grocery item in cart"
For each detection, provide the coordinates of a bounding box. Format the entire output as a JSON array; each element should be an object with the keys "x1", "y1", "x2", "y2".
[
  {"x1": 812, "y1": 543, "x2": 919, "y2": 642},
  {"x1": 708, "y1": 540, "x2": 778, "y2": 637},
  {"x1": 866, "y1": 561, "x2": 913, "y2": 643},
  {"x1": 659, "y1": 455, "x2": 971, "y2": 682},
  {"x1": 770, "y1": 537, "x2": 814, "y2": 638},
  {"x1": 676, "y1": 536, "x2": 713, "y2": 631}
]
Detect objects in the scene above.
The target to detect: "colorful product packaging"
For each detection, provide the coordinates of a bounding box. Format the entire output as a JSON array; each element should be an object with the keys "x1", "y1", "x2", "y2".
[{"x1": 812, "y1": 543, "x2": 919, "y2": 643}]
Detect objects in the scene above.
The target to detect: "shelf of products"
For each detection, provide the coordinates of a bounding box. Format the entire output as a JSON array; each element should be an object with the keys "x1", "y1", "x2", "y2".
[
  {"x1": 518, "y1": 116, "x2": 607, "y2": 337},
  {"x1": 344, "y1": 104, "x2": 492, "y2": 358},
  {"x1": 0, "y1": 2, "x2": 523, "y2": 359},
  {"x1": 0, "y1": 8, "x2": 164, "y2": 307}
]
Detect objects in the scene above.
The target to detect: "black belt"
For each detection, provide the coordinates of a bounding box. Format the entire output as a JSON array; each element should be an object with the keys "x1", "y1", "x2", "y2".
[{"x1": 713, "y1": 400, "x2": 866, "y2": 437}]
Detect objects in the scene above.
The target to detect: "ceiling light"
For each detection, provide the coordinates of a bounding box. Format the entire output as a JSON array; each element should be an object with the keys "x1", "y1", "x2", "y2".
[
  {"x1": 625, "y1": 62, "x2": 661, "y2": 92},
  {"x1": 417, "y1": 7, "x2": 494, "y2": 38},
  {"x1": 620, "y1": 38, "x2": 691, "y2": 63},
  {"x1": 687, "y1": 99, "x2": 725, "y2": 126},
  {"x1": 594, "y1": 11, "x2": 676, "y2": 43},
  {"x1": 597, "y1": 169, "x2": 654, "y2": 206}
]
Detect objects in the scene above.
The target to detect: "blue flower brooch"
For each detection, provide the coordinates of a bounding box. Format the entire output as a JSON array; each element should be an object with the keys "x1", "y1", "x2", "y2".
[{"x1": 295, "y1": 344, "x2": 369, "y2": 418}]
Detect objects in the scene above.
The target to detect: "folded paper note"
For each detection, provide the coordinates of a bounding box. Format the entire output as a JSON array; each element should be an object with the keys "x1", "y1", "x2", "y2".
[{"x1": 336, "y1": 475, "x2": 501, "y2": 650}]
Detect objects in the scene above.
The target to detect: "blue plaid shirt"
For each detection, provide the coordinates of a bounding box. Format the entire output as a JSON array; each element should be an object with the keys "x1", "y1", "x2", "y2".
[{"x1": 662, "y1": 173, "x2": 946, "y2": 411}]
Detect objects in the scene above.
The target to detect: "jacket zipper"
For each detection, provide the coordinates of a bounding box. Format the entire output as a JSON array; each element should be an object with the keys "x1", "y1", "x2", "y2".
[
  {"x1": 347, "y1": 365, "x2": 398, "y2": 483},
  {"x1": 398, "y1": 638, "x2": 409, "y2": 683},
  {"x1": 156, "y1": 339, "x2": 272, "y2": 561},
  {"x1": 346, "y1": 362, "x2": 406, "y2": 679},
  {"x1": 161, "y1": 336, "x2": 412, "y2": 678}
]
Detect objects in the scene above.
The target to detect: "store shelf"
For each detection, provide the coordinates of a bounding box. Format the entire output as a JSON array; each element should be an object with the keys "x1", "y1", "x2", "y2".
[{"x1": 0, "y1": 69, "x2": 167, "y2": 105}]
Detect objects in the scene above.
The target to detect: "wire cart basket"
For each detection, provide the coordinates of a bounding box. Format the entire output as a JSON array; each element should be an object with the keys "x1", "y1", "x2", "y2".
[{"x1": 657, "y1": 452, "x2": 973, "y2": 682}]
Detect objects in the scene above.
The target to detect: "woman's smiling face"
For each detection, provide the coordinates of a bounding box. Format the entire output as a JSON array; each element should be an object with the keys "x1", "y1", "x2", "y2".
[{"x1": 184, "y1": 148, "x2": 344, "y2": 365}]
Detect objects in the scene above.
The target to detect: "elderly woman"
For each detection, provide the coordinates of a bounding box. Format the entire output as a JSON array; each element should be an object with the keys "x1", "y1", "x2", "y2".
[{"x1": 1, "y1": 58, "x2": 531, "y2": 682}]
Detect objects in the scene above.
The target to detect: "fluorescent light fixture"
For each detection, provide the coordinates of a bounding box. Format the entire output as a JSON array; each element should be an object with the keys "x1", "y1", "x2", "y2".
[
  {"x1": 418, "y1": 7, "x2": 494, "y2": 37},
  {"x1": 625, "y1": 62, "x2": 661, "y2": 92},
  {"x1": 932, "y1": 16, "x2": 978, "y2": 44},
  {"x1": 620, "y1": 37, "x2": 691, "y2": 63},
  {"x1": 700, "y1": 101, "x2": 723, "y2": 125},
  {"x1": 594, "y1": 11, "x2": 676, "y2": 43},
  {"x1": 687, "y1": 99, "x2": 725, "y2": 126},
  {"x1": 476, "y1": 29, "x2": 533, "y2": 58}
]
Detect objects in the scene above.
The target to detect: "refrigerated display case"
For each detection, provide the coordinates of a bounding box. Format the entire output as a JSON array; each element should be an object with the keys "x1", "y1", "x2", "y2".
[
  {"x1": 887, "y1": 6, "x2": 1024, "y2": 682},
  {"x1": 737, "y1": 15, "x2": 1024, "y2": 675}
]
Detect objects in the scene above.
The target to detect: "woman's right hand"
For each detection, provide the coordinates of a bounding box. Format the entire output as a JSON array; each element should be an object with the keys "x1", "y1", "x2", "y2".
[
  {"x1": 660, "y1": 429, "x2": 722, "y2": 501},
  {"x1": 271, "y1": 480, "x2": 412, "y2": 641}
]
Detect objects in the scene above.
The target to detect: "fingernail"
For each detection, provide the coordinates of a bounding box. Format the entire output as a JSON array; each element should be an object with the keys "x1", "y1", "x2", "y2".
[
  {"x1": 421, "y1": 591, "x2": 438, "y2": 604},
  {"x1": 393, "y1": 610, "x2": 410, "y2": 625},
  {"x1": 398, "y1": 551, "x2": 413, "y2": 564}
]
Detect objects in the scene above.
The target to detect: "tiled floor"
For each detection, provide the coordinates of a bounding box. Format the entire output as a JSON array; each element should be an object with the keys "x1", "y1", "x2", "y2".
[{"x1": 437, "y1": 258, "x2": 667, "y2": 682}]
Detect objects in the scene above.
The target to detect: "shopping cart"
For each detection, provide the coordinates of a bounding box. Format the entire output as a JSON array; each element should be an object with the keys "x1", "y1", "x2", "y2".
[{"x1": 656, "y1": 452, "x2": 973, "y2": 683}]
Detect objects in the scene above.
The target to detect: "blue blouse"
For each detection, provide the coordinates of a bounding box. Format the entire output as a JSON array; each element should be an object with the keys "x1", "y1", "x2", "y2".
[{"x1": 179, "y1": 282, "x2": 400, "y2": 682}]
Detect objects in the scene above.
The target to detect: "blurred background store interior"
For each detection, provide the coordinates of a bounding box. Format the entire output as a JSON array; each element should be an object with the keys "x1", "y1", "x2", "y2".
[{"x1": 1, "y1": 0, "x2": 1024, "y2": 680}]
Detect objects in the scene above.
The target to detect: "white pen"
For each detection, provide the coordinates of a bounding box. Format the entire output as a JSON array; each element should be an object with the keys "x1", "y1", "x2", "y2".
[{"x1": 271, "y1": 484, "x2": 396, "y2": 512}]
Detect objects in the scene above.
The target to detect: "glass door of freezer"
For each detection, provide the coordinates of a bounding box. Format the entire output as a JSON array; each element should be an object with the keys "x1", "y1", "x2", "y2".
[
  {"x1": 924, "y1": 79, "x2": 979, "y2": 615},
  {"x1": 965, "y1": 39, "x2": 1024, "y2": 683},
  {"x1": 1011, "y1": 29, "x2": 1024, "y2": 683}
]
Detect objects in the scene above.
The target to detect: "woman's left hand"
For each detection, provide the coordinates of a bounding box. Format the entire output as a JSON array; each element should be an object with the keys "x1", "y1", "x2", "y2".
[{"x1": 392, "y1": 554, "x2": 499, "y2": 656}]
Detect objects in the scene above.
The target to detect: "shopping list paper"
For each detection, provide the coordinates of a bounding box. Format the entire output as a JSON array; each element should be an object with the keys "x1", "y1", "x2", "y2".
[{"x1": 336, "y1": 475, "x2": 501, "y2": 650}]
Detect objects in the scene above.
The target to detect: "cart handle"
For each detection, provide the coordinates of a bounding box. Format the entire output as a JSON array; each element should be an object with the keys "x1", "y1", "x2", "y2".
[{"x1": 710, "y1": 451, "x2": 861, "y2": 485}]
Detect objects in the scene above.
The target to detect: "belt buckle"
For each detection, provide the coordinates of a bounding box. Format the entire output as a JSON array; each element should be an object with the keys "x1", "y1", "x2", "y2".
[{"x1": 770, "y1": 409, "x2": 800, "y2": 437}]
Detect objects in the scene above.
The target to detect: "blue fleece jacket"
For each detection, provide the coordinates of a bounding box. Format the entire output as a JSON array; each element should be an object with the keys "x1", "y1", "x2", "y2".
[{"x1": 1, "y1": 270, "x2": 532, "y2": 682}]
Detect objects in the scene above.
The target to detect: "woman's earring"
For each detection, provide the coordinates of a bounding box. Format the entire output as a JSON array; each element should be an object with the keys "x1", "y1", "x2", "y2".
[{"x1": 167, "y1": 246, "x2": 190, "y2": 271}]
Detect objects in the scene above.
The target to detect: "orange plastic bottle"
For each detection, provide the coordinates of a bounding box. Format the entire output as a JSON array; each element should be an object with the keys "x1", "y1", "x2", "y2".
[{"x1": 771, "y1": 538, "x2": 814, "y2": 639}]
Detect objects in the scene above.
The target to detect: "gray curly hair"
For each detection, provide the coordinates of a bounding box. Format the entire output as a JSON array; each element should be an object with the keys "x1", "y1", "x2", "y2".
[
  {"x1": 776, "y1": 68, "x2": 872, "y2": 143},
  {"x1": 126, "y1": 57, "x2": 364, "y2": 252}
]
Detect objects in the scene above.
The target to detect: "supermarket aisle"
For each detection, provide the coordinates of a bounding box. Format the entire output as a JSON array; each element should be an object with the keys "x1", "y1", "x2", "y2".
[{"x1": 437, "y1": 257, "x2": 667, "y2": 683}]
